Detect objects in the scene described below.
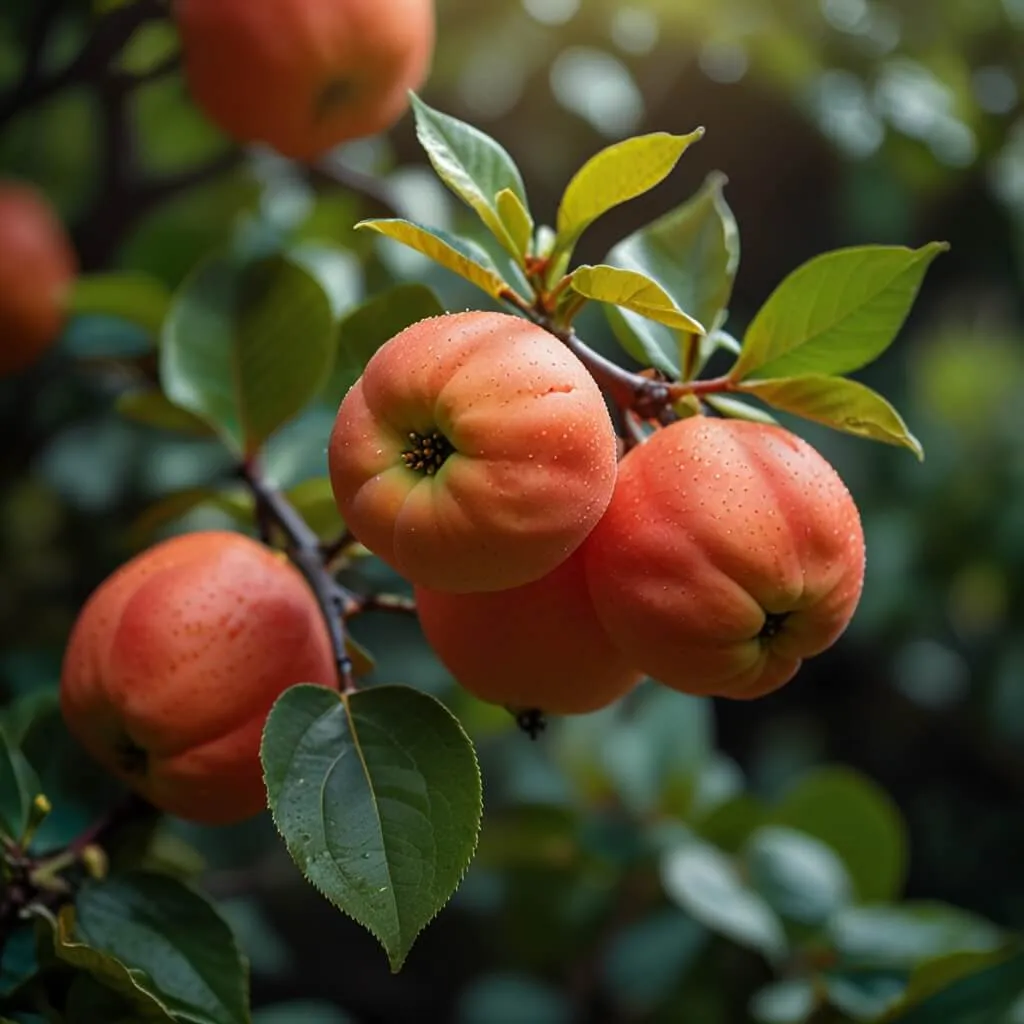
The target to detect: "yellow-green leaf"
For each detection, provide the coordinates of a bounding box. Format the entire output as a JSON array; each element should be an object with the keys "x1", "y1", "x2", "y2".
[
  {"x1": 496, "y1": 188, "x2": 534, "y2": 261},
  {"x1": 734, "y1": 243, "x2": 948, "y2": 380},
  {"x1": 703, "y1": 394, "x2": 779, "y2": 425},
  {"x1": 571, "y1": 265, "x2": 705, "y2": 333},
  {"x1": 409, "y1": 94, "x2": 527, "y2": 258},
  {"x1": 356, "y1": 219, "x2": 508, "y2": 299},
  {"x1": 739, "y1": 375, "x2": 924, "y2": 459},
  {"x1": 554, "y1": 129, "x2": 704, "y2": 255}
]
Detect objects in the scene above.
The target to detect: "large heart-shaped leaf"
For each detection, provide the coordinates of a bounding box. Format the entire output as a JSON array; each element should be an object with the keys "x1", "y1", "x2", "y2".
[{"x1": 261, "y1": 684, "x2": 482, "y2": 972}]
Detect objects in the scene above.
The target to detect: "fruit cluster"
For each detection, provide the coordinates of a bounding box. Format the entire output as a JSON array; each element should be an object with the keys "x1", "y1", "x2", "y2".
[
  {"x1": 329, "y1": 311, "x2": 866, "y2": 715},
  {"x1": 58, "y1": 310, "x2": 865, "y2": 826}
]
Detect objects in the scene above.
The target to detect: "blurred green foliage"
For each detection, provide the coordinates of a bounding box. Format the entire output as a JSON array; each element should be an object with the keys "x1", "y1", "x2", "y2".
[{"x1": 2, "y1": 0, "x2": 1024, "y2": 1021}]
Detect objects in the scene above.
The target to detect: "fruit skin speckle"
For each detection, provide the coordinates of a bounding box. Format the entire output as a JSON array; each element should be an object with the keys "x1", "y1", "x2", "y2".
[
  {"x1": 582, "y1": 416, "x2": 866, "y2": 699},
  {"x1": 59, "y1": 530, "x2": 338, "y2": 825}
]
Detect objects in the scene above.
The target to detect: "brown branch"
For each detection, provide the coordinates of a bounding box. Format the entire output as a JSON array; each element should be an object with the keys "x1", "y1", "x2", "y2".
[
  {"x1": 240, "y1": 462, "x2": 360, "y2": 695},
  {"x1": 0, "y1": 0, "x2": 168, "y2": 129},
  {"x1": 0, "y1": 792, "x2": 156, "y2": 948},
  {"x1": 500, "y1": 287, "x2": 734, "y2": 421},
  {"x1": 307, "y1": 159, "x2": 403, "y2": 219}
]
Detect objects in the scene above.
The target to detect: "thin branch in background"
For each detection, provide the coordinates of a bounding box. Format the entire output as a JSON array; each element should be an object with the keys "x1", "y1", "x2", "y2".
[
  {"x1": 321, "y1": 529, "x2": 356, "y2": 566},
  {"x1": 0, "y1": 0, "x2": 168, "y2": 129},
  {"x1": 110, "y1": 49, "x2": 182, "y2": 90},
  {"x1": 308, "y1": 159, "x2": 404, "y2": 220}
]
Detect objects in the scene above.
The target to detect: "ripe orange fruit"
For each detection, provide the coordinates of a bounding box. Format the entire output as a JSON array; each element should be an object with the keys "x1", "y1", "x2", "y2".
[
  {"x1": 177, "y1": 0, "x2": 434, "y2": 160},
  {"x1": 328, "y1": 311, "x2": 619, "y2": 593},
  {"x1": 0, "y1": 181, "x2": 76, "y2": 375},
  {"x1": 583, "y1": 417, "x2": 865, "y2": 699},
  {"x1": 60, "y1": 531, "x2": 337, "y2": 824},
  {"x1": 416, "y1": 548, "x2": 641, "y2": 715}
]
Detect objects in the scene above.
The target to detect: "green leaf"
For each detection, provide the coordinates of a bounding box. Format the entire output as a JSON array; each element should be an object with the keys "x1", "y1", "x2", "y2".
[
  {"x1": 161, "y1": 252, "x2": 337, "y2": 456},
  {"x1": 115, "y1": 389, "x2": 218, "y2": 437},
  {"x1": 605, "y1": 305, "x2": 684, "y2": 379},
  {"x1": 554, "y1": 685, "x2": 713, "y2": 818},
  {"x1": 457, "y1": 973, "x2": 572, "y2": 1024},
  {"x1": 69, "y1": 272, "x2": 171, "y2": 339},
  {"x1": 496, "y1": 188, "x2": 534, "y2": 261},
  {"x1": 739, "y1": 375, "x2": 923, "y2": 458},
  {"x1": 829, "y1": 903, "x2": 1004, "y2": 969},
  {"x1": 881, "y1": 947, "x2": 1023, "y2": 1019},
  {"x1": 609, "y1": 686, "x2": 713, "y2": 817},
  {"x1": 734, "y1": 243, "x2": 947, "y2": 380},
  {"x1": 356, "y1": 219, "x2": 509, "y2": 300},
  {"x1": 0, "y1": 924, "x2": 39, "y2": 999},
  {"x1": 604, "y1": 909, "x2": 707, "y2": 1014},
  {"x1": 743, "y1": 826, "x2": 853, "y2": 926},
  {"x1": 20, "y1": 701, "x2": 125, "y2": 850},
  {"x1": 68, "y1": 871, "x2": 250, "y2": 1024},
  {"x1": 825, "y1": 970, "x2": 908, "y2": 1020},
  {"x1": 571, "y1": 265, "x2": 705, "y2": 334},
  {"x1": 255, "y1": 1002, "x2": 355, "y2": 1024},
  {"x1": 554, "y1": 130, "x2": 704, "y2": 255},
  {"x1": 62, "y1": 315, "x2": 154, "y2": 360},
  {"x1": 0, "y1": 727, "x2": 41, "y2": 842},
  {"x1": 606, "y1": 171, "x2": 739, "y2": 340},
  {"x1": 287, "y1": 242, "x2": 363, "y2": 319},
  {"x1": 476, "y1": 805, "x2": 579, "y2": 870},
  {"x1": 127, "y1": 487, "x2": 255, "y2": 546},
  {"x1": 883, "y1": 949, "x2": 1024, "y2": 1022},
  {"x1": 771, "y1": 767, "x2": 908, "y2": 902},
  {"x1": 65, "y1": 973, "x2": 167, "y2": 1024},
  {"x1": 46, "y1": 907, "x2": 179, "y2": 1023},
  {"x1": 750, "y1": 980, "x2": 818, "y2": 1023},
  {"x1": 409, "y1": 94, "x2": 527, "y2": 256},
  {"x1": 320, "y1": 282, "x2": 445, "y2": 408},
  {"x1": 703, "y1": 394, "x2": 779, "y2": 425},
  {"x1": 660, "y1": 838, "x2": 787, "y2": 962},
  {"x1": 285, "y1": 477, "x2": 345, "y2": 539},
  {"x1": 261, "y1": 683, "x2": 482, "y2": 972}
]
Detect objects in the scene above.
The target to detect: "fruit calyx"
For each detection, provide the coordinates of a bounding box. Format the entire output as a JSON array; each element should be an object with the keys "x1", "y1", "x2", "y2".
[
  {"x1": 401, "y1": 429, "x2": 454, "y2": 476},
  {"x1": 758, "y1": 610, "x2": 791, "y2": 642},
  {"x1": 115, "y1": 734, "x2": 149, "y2": 776}
]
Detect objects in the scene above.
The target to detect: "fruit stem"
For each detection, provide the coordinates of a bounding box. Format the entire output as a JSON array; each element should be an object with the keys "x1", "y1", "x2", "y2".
[
  {"x1": 240, "y1": 461, "x2": 360, "y2": 695},
  {"x1": 499, "y1": 288, "x2": 735, "y2": 421}
]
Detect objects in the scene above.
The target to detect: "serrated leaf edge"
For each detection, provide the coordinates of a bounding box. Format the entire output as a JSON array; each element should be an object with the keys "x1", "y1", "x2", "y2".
[{"x1": 261, "y1": 684, "x2": 483, "y2": 973}]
